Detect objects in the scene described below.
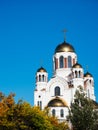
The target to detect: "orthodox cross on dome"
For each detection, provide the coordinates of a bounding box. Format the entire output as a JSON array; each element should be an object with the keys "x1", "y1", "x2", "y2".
[{"x1": 62, "y1": 29, "x2": 67, "y2": 41}]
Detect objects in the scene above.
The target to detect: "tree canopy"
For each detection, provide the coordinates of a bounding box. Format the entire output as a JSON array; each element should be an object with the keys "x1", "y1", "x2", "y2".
[
  {"x1": 0, "y1": 92, "x2": 69, "y2": 130},
  {"x1": 68, "y1": 87, "x2": 98, "y2": 130}
]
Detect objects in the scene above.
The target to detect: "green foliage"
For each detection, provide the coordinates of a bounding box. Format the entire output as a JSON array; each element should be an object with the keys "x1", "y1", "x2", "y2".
[
  {"x1": 0, "y1": 92, "x2": 69, "y2": 130},
  {"x1": 68, "y1": 87, "x2": 98, "y2": 130}
]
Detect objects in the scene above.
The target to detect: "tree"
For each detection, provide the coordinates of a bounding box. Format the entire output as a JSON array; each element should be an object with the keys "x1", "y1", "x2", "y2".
[
  {"x1": 0, "y1": 98, "x2": 53, "y2": 130},
  {"x1": 0, "y1": 92, "x2": 15, "y2": 130},
  {"x1": 0, "y1": 92, "x2": 69, "y2": 130},
  {"x1": 68, "y1": 87, "x2": 98, "y2": 130}
]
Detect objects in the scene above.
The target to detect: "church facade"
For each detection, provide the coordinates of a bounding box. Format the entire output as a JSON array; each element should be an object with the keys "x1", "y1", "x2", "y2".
[{"x1": 34, "y1": 37, "x2": 95, "y2": 122}]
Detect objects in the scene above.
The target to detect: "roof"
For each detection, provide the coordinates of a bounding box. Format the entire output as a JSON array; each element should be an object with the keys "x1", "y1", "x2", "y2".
[
  {"x1": 84, "y1": 72, "x2": 93, "y2": 77},
  {"x1": 47, "y1": 97, "x2": 68, "y2": 107},
  {"x1": 72, "y1": 63, "x2": 82, "y2": 68},
  {"x1": 55, "y1": 41, "x2": 75, "y2": 53},
  {"x1": 37, "y1": 67, "x2": 47, "y2": 72}
]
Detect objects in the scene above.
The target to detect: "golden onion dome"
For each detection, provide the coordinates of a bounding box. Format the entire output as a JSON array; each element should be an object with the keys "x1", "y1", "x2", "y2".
[
  {"x1": 84, "y1": 72, "x2": 93, "y2": 78},
  {"x1": 55, "y1": 41, "x2": 75, "y2": 53},
  {"x1": 72, "y1": 63, "x2": 82, "y2": 68},
  {"x1": 37, "y1": 67, "x2": 47, "y2": 72},
  {"x1": 47, "y1": 97, "x2": 68, "y2": 107}
]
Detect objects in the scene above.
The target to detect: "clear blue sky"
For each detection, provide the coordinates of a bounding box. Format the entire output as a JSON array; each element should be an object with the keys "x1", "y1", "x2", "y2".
[{"x1": 0, "y1": 0, "x2": 98, "y2": 105}]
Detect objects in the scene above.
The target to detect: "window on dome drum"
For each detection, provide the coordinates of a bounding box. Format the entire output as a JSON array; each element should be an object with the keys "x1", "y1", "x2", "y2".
[
  {"x1": 39, "y1": 75, "x2": 41, "y2": 82},
  {"x1": 79, "y1": 71, "x2": 81, "y2": 78},
  {"x1": 55, "y1": 86, "x2": 60, "y2": 96},
  {"x1": 68, "y1": 56, "x2": 72, "y2": 68},
  {"x1": 59, "y1": 56, "x2": 64, "y2": 68},
  {"x1": 75, "y1": 71, "x2": 78, "y2": 78},
  {"x1": 52, "y1": 109, "x2": 56, "y2": 117},
  {"x1": 42, "y1": 75, "x2": 44, "y2": 82},
  {"x1": 60, "y1": 109, "x2": 64, "y2": 117}
]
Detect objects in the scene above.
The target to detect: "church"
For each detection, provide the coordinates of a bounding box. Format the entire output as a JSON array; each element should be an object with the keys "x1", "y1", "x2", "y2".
[{"x1": 34, "y1": 35, "x2": 96, "y2": 122}]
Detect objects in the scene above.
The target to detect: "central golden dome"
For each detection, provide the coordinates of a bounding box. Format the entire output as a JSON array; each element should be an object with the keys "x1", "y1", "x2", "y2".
[{"x1": 55, "y1": 41, "x2": 75, "y2": 53}]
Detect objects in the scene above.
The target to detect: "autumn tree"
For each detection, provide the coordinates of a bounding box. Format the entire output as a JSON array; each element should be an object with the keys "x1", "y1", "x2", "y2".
[
  {"x1": 0, "y1": 92, "x2": 15, "y2": 129},
  {"x1": 68, "y1": 87, "x2": 98, "y2": 130},
  {"x1": 0, "y1": 98, "x2": 53, "y2": 129},
  {"x1": 0, "y1": 92, "x2": 69, "y2": 130}
]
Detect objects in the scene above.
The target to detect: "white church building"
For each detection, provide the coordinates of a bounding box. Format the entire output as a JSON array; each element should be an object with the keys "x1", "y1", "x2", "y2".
[{"x1": 34, "y1": 36, "x2": 95, "y2": 122}]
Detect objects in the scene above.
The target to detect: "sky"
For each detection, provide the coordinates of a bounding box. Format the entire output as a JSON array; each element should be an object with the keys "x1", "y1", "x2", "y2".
[{"x1": 0, "y1": 0, "x2": 98, "y2": 105}]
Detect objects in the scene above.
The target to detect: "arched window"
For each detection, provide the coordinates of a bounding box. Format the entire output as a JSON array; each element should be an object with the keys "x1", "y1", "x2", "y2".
[
  {"x1": 89, "y1": 80, "x2": 92, "y2": 84},
  {"x1": 39, "y1": 75, "x2": 41, "y2": 82},
  {"x1": 79, "y1": 71, "x2": 81, "y2": 78},
  {"x1": 60, "y1": 109, "x2": 64, "y2": 117},
  {"x1": 52, "y1": 109, "x2": 56, "y2": 117},
  {"x1": 37, "y1": 101, "x2": 39, "y2": 106},
  {"x1": 59, "y1": 56, "x2": 64, "y2": 68},
  {"x1": 40, "y1": 101, "x2": 42, "y2": 110},
  {"x1": 68, "y1": 56, "x2": 72, "y2": 68},
  {"x1": 42, "y1": 75, "x2": 44, "y2": 82},
  {"x1": 75, "y1": 71, "x2": 78, "y2": 78},
  {"x1": 55, "y1": 86, "x2": 60, "y2": 96}
]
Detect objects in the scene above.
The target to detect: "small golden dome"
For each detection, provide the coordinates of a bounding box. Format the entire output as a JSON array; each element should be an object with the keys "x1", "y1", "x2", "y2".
[
  {"x1": 37, "y1": 67, "x2": 47, "y2": 72},
  {"x1": 84, "y1": 72, "x2": 93, "y2": 77},
  {"x1": 72, "y1": 63, "x2": 82, "y2": 68},
  {"x1": 47, "y1": 97, "x2": 68, "y2": 107},
  {"x1": 55, "y1": 41, "x2": 75, "y2": 53}
]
